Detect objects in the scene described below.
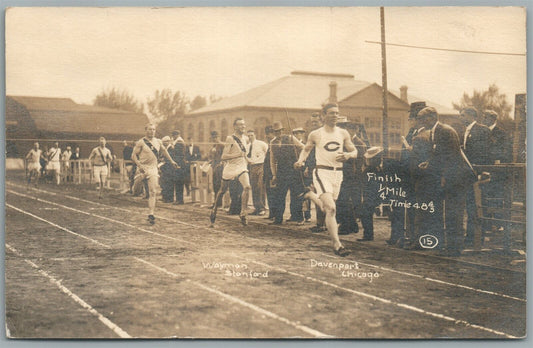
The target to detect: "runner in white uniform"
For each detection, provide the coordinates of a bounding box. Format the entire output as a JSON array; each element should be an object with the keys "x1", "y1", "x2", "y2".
[
  {"x1": 47, "y1": 142, "x2": 62, "y2": 185},
  {"x1": 131, "y1": 123, "x2": 179, "y2": 225},
  {"x1": 88, "y1": 137, "x2": 114, "y2": 198},
  {"x1": 295, "y1": 103, "x2": 358, "y2": 257},
  {"x1": 25, "y1": 142, "x2": 42, "y2": 188},
  {"x1": 210, "y1": 118, "x2": 251, "y2": 226}
]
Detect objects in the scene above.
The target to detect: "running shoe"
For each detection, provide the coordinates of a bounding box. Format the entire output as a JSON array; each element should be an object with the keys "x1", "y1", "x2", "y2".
[
  {"x1": 210, "y1": 210, "x2": 216, "y2": 224},
  {"x1": 240, "y1": 214, "x2": 248, "y2": 226},
  {"x1": 334, "y1": 246, "x2": 350, "y2": 257},
  {"x1": 148, "y1": 214, "x2": 156, "y2": 225}
]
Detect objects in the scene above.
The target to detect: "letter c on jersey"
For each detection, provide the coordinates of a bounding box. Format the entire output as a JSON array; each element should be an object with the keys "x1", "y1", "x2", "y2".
[{"x1": 324, "y1": 141, "x2": 341, "y2": 152}]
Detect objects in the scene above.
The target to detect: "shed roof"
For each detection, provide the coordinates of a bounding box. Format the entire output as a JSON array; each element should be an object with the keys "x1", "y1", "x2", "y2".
[{"x1": 7, "y1": 96, "x2": 149, "y2": 136}]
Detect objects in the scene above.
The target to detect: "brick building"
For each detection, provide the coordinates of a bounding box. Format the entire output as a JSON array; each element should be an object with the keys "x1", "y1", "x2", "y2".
[{"x1": 184, "y1": 71, "x2": 458, "y2": 154}]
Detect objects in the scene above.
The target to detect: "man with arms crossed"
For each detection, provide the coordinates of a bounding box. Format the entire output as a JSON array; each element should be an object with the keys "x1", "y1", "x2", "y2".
[
  {"x1": 295, "y1": 103, "x2": 358, "y2": 256},
  {"x1": 132, "y1": 124, "x2": 179, "y2": 225},
  {"x1": 88, "y1": 137, "x2": 114, "y2": 199},
  {"x1": 210, "y1": 118, "x2": 252, "y2": 227}
]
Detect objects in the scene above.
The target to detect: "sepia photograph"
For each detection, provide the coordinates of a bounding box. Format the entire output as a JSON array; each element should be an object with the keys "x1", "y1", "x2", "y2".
[{"x1": 3, "y1": 6, "x2": 527, "y2": 339}]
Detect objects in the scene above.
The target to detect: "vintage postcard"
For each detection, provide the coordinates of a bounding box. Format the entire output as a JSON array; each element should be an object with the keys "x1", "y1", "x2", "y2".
[{"x1": 4, "y1": 6, "x2": 526, "y2": 339}]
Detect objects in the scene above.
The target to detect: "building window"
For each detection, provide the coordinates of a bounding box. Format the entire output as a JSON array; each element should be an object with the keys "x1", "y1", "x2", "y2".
[
  {"x1": 198, "y1": 122, "x2": 204, "y2": 144},
  {"x1": 209, "y1": 120, "x2": 216, "y2": 135},
  {"x1": 187, "y1": 123, "x2": 194, "y2": 141},
  {"x1": 221, "y1": 119, "x2": 228, "y2": 139}
]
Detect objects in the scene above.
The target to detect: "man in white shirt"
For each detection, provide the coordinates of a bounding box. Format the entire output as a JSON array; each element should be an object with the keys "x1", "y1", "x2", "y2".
[
  {"x1": 61, "y1": 146, "x2": 73, "y2": 182},
  {"x1": 246, "y1": 129, "x2": 269, "y2": 215},
  {"x1": 88, "y1": 137, "x2": 114, "y2": 198}
]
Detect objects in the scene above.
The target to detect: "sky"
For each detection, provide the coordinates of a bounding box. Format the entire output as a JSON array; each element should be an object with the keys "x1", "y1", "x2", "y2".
[{"x1": 5, "y1": 6, "x2": 527, "y2": 112}]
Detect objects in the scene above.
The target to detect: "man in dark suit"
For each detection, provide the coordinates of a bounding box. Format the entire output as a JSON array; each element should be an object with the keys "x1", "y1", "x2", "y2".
[
  {"x1": 417, "y1": 107, "x2": 476, "y2": 256},
  {"x1": 269, "y1": 121, "x2": 305, "y2": 225},
  {"x1": 484, "y1": 110, "x2": 512, "y2": 164},
  {"x1": 390, "y1": 101, "x2": 426, "y2": 248},
  {"x1": 262, "y1": 126, "x2": 276, "y2": 219},
  {"x1": 185, "y1": 136, "x2": 202, "y2": 196},
  {"x1": 461, "y1": 107, "x2": 491, "y2": 247}
]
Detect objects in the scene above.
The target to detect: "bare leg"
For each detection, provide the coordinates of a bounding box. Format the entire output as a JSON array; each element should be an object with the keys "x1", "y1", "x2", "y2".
[
  {"x1": 238, "y1": 173, "x2": 251, "y2": 226},
  {"x1": 320, "y1": 193, "x2": 348, "y2": 255},
  {"x1": 211, "y1": 180, "x2": 229, "y2": 225}
]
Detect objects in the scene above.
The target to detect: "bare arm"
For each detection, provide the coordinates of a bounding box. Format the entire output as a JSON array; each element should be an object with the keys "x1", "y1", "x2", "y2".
[
  {"x1": 295, "y1": 131, "x2": 317, "y2": 168},
  {"x1": 336, "y1": 129, "x2": 358, "y2": 162}
]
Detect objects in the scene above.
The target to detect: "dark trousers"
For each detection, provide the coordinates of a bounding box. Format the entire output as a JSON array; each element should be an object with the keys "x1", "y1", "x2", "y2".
[
  {"x1": 272, "y1": 174, "x2": 304, "y2": 223},
  {"x1": 336, "y1": 179, "x2": 361, "y2": 234},
  {"x1": 265, "y1": 179, "x2": 275, "y2": 218},
  {"x1": 174, "y1": 177, "x2": 185, "y2": 204},
  {"x1": 443, "y1": 188, "x2": 467, "y2": 253},
  {"x1": 160, "y1": 170, "x2": 175, "y2": 202},
  {"x1": 360, "y1": 203, "x2": 375, "y2": 239},
  {"x1": 465, "y1": 185, "x2": 478, "y2": 246},
  {"x1": 229, "y1": 179, "x2": 243, "y2": 215},
  {"x1": 249, "y1": 164, "x2": 266, "y2": 212}
]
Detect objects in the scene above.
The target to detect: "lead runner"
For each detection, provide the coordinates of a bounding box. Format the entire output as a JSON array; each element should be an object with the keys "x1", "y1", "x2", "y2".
[
  {"x1": 210, "y1": 118, "x2": 251, "y2": 227},
  {"x1": 294, "y1": 103, "x2": 358, "y2": 256},
  {"x1": 131, "y1": 123, "x2": 179, "y2": 225}
]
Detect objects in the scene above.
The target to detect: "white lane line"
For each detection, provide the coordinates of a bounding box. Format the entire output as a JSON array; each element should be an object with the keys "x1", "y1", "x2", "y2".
[
  {"x1": 5, "y1": 197, "x2": 327, "y2": 338},
  {"x1": 133, "y1": 257, "x2": 329, "y2": 338},
  {"x1": 7, "y1": 185, "x2": 525, "y2": 333},
  {"x1": 6, "y1": 204, "x2": 110, "y2": 249},
  {"x1": 246, "y1": 259, "x2": 517, "y2": 339},
  {"x1": 5, "y1": 244, "x2": 131, "y2": 338},
  {"x1": 8, "y1": 183, "x2": 525, "y2": 303},
  {"x1": 6, "y1": 189, "x2": 194, "y2": 246},
  {"x1": 7, "y1": 182, "x2": 233, "y2": 234},
  {"x1": 320, "y1": 253, "x2": 525, "y2": 303}
]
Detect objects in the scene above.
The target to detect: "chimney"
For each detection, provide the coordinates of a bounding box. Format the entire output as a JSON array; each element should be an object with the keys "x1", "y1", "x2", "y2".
[
  {"x1": 400, "y1": 85, "x2": 408, "y2": 103},
  {"x1": 329, "y1": 81, "x2": 337, "y2": 103}
]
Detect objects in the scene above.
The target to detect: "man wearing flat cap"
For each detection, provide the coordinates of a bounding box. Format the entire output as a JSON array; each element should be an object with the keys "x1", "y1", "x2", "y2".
[{"x1": 417, "y1": 107, "x2": 476, "y2": 256}]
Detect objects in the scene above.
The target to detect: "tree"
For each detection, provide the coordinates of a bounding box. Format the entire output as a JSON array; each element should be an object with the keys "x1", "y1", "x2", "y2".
[
  {"x1": 147, "y1": 89, "x2": 189, "y2": 134},
  {"x1": 209, "y1": 94, "x2": 223, "y2": 104},
  {"x1": 93, "y1": 87, "x2": 144, "y2": 114},
  {"x1": 452, "y1": 84, "x2": 513, "y2": 121},
  {"x1": 190, "y1": 95, "x2": 207, "y2": 111}
]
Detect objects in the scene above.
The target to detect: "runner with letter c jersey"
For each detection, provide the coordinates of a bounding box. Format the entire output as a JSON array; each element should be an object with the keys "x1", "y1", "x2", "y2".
[{"x1": 294, "y1": 103, "x2": 358, "y2": 257}]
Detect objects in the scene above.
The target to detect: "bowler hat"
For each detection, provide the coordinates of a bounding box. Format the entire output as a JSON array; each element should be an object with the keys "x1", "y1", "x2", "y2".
[
  {"x1": 408, "y1": 101, "x2": 426, "y2": 119},
  {"x1": 364, "y1": 146, "x2": 384, "y2": 159},
  {"x1": 417, "y1": 106, "x2": 438, "y2": 119},
  {"x1": 172, "y1": 130, "x2": 180, "y2": 136},
  {"x1": 210, "y1": 130, "x2": 219, "y2": 137},
  {"x1": 272, "y1": 121, "x2": 284, "y2": 131}
]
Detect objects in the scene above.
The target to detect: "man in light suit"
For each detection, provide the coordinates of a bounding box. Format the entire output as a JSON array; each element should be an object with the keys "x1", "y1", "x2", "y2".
[{"x1": 417, "y1": 107, "x2": 476, "y2": 256}]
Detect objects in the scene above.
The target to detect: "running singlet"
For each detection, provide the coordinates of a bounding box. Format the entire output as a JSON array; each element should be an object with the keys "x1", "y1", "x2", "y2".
[
  {"x1": 222, "y1": 135, "x2": 249, "y2": 180},
  {"x1": 136, "y1": 137, "x2": 162, "y2": 168},
  {"x1": 48, "y1": 148, "x2": 61, "y2": 162},
  {"x1": 315, "y1": 127, "x2": 344, "y2": 168}
]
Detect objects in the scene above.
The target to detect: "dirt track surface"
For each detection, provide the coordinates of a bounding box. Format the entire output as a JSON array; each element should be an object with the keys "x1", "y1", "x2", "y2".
[{"x1": 4, "y1": 174, "x2": 526, "y2": 339}]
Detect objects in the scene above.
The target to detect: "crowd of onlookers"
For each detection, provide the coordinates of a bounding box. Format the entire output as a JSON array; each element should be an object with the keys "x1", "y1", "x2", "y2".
[{"x1": 25, "y1": 101, "x2": 513, "y2": 256}]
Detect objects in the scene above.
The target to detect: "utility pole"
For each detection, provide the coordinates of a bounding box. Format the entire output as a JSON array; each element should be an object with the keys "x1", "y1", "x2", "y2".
[{"x1": 380, "y1": 7, "x2": 389, "y2": 156}]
